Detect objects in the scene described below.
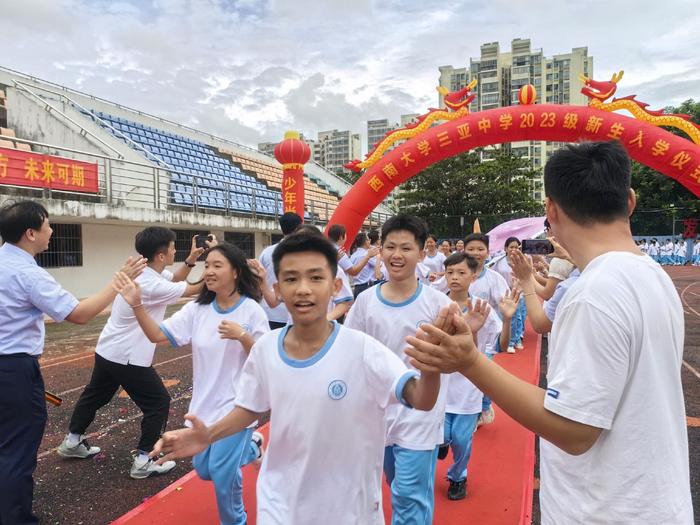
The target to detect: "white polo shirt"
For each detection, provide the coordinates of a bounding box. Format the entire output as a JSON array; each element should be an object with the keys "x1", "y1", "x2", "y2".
[{"x1": 96, "y1": 267, "x2": 187, "y2": 367}]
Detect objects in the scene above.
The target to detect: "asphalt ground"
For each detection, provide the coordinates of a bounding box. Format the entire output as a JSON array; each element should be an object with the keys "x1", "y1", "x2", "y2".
[{"x1": 30, "y1": 267, "x2": 700, "y2": 524}]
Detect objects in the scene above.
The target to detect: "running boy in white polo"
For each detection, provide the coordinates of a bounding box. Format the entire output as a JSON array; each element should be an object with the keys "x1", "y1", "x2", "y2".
[
  {"x1": 146, "y1": 230, "x2": 442, "y2": 525},
  {"x1": 58, "y1": 226, "x2": 208, "y2": 479},
  {"x1": 345, "y1": 214, "x2": 454, "y2": 525}
]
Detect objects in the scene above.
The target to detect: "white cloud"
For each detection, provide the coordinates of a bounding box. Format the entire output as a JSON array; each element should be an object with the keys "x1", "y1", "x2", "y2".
[{"x1": 1, "y1": 0, "x2": 699, "y2": 152}]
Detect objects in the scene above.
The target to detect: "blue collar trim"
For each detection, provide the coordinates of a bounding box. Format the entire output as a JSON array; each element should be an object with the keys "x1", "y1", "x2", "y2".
[
  {"x1": 375, "y1": 281, "x2": 423, "y2": 307},
  {"x1": 212, "y1": 295, "x2": 246, "y2": 314},
  {"x1": 278, "y1": 321, "x2": 340, "y2": 368}
]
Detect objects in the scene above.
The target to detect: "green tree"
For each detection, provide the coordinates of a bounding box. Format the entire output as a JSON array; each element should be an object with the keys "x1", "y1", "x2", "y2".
[
  {"x1": 400, "y1": 149, "x2": 543, "y2": 237},
  {"x1": 630, "y1": 99, "x2": 700, "y2": 235}
]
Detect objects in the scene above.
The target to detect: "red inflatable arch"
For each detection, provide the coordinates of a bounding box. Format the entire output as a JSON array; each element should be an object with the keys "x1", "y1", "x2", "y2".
[{"x1": 327, "y1": 101, "x2": 700, "y2": 247}]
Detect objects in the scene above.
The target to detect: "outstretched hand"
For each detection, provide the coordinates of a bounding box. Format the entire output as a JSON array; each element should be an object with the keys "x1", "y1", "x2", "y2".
[
  {"x1": 150, "y1": 414, "x2": 211, "y2": 464},
  {"x1": 247, "y1": 258, "x2": 266, "y2": 280},
  {"x1": 112, "y1": 272, "x2": 142, "y2": 306},
  {"x1": 405, "y1": 303, "x2": 480, "y2": 374},
  {"x1": 463, "y1": 297, "x2": 491, "y2": 335},
  {"x1": 120, "y1": 256, "x2": 147, "y2": 280},
  {"x1": 499, "y1": 288, "x2": 522, "y2": 319}
]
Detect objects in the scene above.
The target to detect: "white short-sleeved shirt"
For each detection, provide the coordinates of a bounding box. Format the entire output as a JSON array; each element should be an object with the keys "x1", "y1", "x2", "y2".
[
  {"x1": 547, "y1": 258, "x2": 575, "y2": 281},
  {"x1": 415, "y1": 262, "x2": 431, "y2": 284},
  {"x1": 235, "y1": 323, "x2": 416, "y2": 525},
  {"x1": 469, "y1": 267, "x2": 510, "y2": 312},
  {"x1": 336, "y1": 245, "x2": 354, "y2": 274},
  {"x1": 422, "y1": 251, "x2": 446, "y2": 275},
  {"x1": 96, "y1": 267, "x2": 187, "y2": 366},
  {"x1": 540, "y1": 252, "x2": 693, "y2": 524},
  {"x1": 350, "y1": 247, "x2": 375, "y2": 285},
  {"x1": 543, "y1": 269, "x2": 580, "y2": 323},
  {"x1": 160, "y1": 296, "x2": 269, "y2": 425},
  {"x1": 0, "y1": 243, "x2": 79, "y2": 356},
  {"x1": 259, "y1": 243, "x2": 288, "y2": 323},
  {"x1": 345, "y1": 282, "x2": 454, "y2": 449}
]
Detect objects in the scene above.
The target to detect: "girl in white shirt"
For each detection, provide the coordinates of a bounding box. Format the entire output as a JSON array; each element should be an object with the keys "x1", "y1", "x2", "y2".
[{"x1": 118, "y1": 243, "x2": 270, "y2": 525}]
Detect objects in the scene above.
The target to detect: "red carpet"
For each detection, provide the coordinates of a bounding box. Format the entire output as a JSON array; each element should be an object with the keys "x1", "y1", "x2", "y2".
[{"x1": 113, "y1": 327, "x2": 541, "y2": 525}]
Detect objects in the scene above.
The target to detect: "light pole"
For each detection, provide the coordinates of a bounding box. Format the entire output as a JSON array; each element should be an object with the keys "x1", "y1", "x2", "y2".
[{"x1": 670, "y1": 204, "x2": 676, "y2": 237}]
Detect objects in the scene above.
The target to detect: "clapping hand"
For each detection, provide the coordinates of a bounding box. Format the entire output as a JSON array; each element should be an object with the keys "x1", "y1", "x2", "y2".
[
  {"x1": 405, "y1": 304, "x2": 480, "y2": 375},
  {"x1": 509, "y1": 250, "x2": 534, "y2": 282},
  {"x1": 247, "y1": 259, "x2": 266, "y2": 280}
]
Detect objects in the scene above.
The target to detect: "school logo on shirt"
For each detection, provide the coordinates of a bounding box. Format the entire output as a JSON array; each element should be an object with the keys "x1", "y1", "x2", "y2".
[
  {"x1": 241, "y1": 323, "x2": 251, "y2": 332},
  {"x1": 328, "y1": 380, "x2": 347, "y2": 400},
  {"x1": 415, "y1": 319, "x2": 431, "y2": 330}
]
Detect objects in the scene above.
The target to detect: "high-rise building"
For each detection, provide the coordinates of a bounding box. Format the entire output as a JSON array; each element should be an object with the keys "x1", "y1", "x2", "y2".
[
  {"x1": 257, "y1": 133, "x2": 317, "y2": 160},
  {"x1": 367, "y1": 119, "x2": 397, "y2": 152},
  {"x1": 438, "y1": 39, "x2": 593, "y2": 201},
  {"x1": 316, "y1": 129, "x2": 361, "y2": 176}
]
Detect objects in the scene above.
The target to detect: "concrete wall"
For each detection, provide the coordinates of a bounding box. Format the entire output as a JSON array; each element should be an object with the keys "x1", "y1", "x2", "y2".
[{"x1": 45, "y1": 221, "x2": 273, "y2": 298}]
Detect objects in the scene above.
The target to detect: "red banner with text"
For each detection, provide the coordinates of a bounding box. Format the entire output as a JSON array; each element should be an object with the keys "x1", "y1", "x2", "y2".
[{"x1": 0, "y1": 147, "x2": 99, "y2": 193}]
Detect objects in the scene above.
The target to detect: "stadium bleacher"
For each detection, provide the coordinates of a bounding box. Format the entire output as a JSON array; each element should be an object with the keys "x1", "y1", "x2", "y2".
[{"x1": 85, "y1": 110, "x2": 284, "y2": 215}]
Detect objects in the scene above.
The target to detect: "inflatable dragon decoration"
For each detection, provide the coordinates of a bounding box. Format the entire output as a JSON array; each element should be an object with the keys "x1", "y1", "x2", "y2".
[
  {"x1": 345, "y1": 71, "x2": 700, "y2": 173},
  {"x1": 580, "y1": 70, "x2": 700, "y2": 145},
  {"x1": 345, "y1": 79, "x2": 478, "y2": 173}
]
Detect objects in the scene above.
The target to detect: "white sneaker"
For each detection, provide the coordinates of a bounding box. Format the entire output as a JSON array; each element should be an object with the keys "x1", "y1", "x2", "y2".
[
  {"x1": 252, "y1": 431, "x2": 265, "y2": 468},
  {"x1": 515, "y1": 341, "x2": 524, "y2": 350},
  {"x1": 57, "y1": 435, "x2": 101, "y2": 459},
  {"x1": 506, "y1": 346, "x2": 516, "y2": 354},
  {"x1": 130, "y1": 454, "x2": 176, "y2": 479}
]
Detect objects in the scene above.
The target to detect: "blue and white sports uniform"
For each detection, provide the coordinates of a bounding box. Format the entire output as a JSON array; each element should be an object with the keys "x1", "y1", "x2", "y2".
[
  {"x1": 235, "y1": 323, "x2": 415, "y2": 525},
  {"x1": 345, "y1": 282, "x2": 454, "y2": 525}
]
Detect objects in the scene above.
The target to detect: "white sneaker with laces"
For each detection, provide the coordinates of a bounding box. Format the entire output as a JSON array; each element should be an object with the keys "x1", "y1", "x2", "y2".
[
  {"x1": 506, "y1": 346, "x2": 516, "y2": 354},
  {"x1": 130, "y1": 454, "x2": 176, "y2": 479},
  {"x1": 480, "y1": 406, "x2": 495, "y2": 426},
  {"x1": 57, "y1": 435, "x2": 101, "y2": 459},
  {"x1": 515, "y1": 341, "x2": 524, "y2": 350}
]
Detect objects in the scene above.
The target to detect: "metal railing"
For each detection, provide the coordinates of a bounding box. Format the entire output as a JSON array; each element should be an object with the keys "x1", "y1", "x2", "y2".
[{"x1": 0, "y1": 136, "x2": 393, "y2": 227}]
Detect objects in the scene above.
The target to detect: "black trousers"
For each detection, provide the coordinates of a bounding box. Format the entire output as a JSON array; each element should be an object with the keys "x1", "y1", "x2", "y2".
[
  {"x1": 353, "y1": 281, "x2": 372, "y2": 299},
  {"x1": 268, "y1": 321, "x2": 286, "y2": 330},
  {"x1": 69, "y1": 353, "x2": 170, "y2": 453},
  {"x1": 0, "y1": 353, "x2": 46, "y2": 525}
]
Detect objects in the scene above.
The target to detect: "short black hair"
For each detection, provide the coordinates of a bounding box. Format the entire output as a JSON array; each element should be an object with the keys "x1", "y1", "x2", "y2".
[
  {"x1": 134, "y1": 226, "x2": 176, "y2": 261},
  {"x1": 368, "y1": 229, "x2": 380, "y2": 244},
  {"x1": 426, "y1": 233, "x2": 439, "y2": 243},
  {"x1": 273, "y1": 230, "x2": 338, "y2": 278},
  {"x1": 464, "y1": 233, "x2": 489, "y2": 249},
  {"x1": 196, "y1": 243, "x2": 262, "y2": 304},
  {"x1": 544, "y1": 141, "x2": 631, "y2": 225},
  {"x1": 444, "y1": 252, "x2": 479, "y2": 273},
  {"x1": 504, "y1": 236, "x2": 520, "y2": 249},
  {"x1": 381, "y1": 214, "x2": 428, "y2": 248},
  {"x1": 327, "y1": 224, "x2": 346, "y2": 243},
  {"x1": 0, "y1": 200, "x2": 49, "y2": 244},
  {"x1": 279, "y1": 212, "x2": 303, "y2": 236}
]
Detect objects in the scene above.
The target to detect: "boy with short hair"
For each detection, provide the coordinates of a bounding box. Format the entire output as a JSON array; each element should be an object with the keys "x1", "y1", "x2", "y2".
[
  {"x1": 328, "y1": 223, "x2": 378, "y2": 277},
  {"x1": 439, "y1": 252, "x2": 519, "y2": 500},
  {"x1": 345, "y1": 214, "x2": 454, "y2": 525},
  {"x1": 59, "y1": 226, "x2": 210, "y2": 478},
  {"x1": 147, "y1": 231, "x2": 442, "y2": 525},
  {"x1": 464, "y1": 233, "x2": 511, "y2": 313}
]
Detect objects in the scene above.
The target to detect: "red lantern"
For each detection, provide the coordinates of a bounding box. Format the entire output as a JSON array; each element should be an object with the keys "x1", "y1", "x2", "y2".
[
  {"x1": 274, "y1": 131, "x2": 311, "y2": 220},
  {"x1": 518, "y1": 84, "x2": 537, "y2": 105}
]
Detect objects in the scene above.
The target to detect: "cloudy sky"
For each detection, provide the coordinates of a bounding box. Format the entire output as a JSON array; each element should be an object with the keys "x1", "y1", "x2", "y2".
[{"x1": 2, "y1": 0, "x2": 699, "y2": 151}]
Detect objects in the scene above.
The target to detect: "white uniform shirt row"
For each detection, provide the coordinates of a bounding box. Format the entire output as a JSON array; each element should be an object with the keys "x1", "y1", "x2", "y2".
[
  {"x1": 96, "y1": 267, "x2": 187, "y2": 366},
  {"x1": 345, "y1": 282, "x2": 454, "y2": 450},
  {"x1": 350, "y1": 247, "x2": 375, "y2": 285},
  {"x1": 422, "y1": 251, "x2": 446, "y2": 275}
]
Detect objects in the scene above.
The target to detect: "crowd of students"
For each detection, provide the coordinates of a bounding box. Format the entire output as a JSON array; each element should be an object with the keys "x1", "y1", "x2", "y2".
[
  {"x1": 638, "y1": 238, "x2": 700, "y2": 265},
  {"x1": 0, "y1": 139, "x2": 694, "y2": 525}
]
